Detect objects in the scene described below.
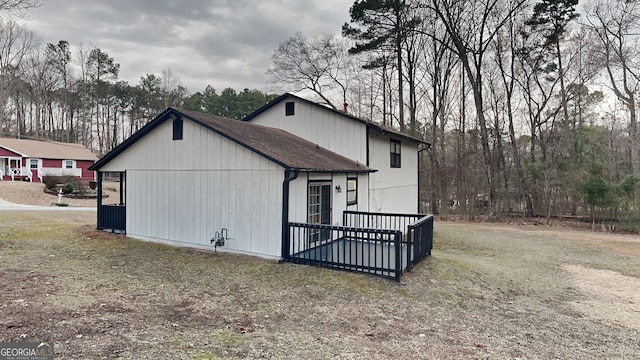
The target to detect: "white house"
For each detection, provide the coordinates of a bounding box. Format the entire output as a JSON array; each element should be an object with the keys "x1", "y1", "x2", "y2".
[
  {"x1": 89, "y1": 107, "x2": 373, "y2": 258},
  {"x1": 243, "y1": 93, "x2": 427, "y2": 214},
  {"x1": 90, "y1": 105, "x2": 433, "y2": 281}
]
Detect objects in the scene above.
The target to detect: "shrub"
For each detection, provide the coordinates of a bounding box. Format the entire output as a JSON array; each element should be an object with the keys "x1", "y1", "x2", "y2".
[
  {"x1": 42, "y1": 175, "x2": 80, "y2": 191},
  {"x1": 62, "y1": 181, "x2": 76, "y2": 194},
  {"x1": 42, "y1": 176, "x2": 59, "y2": 191},
  {"x1": 75, "y1": 179, "x2": 91, "y2": 194}
]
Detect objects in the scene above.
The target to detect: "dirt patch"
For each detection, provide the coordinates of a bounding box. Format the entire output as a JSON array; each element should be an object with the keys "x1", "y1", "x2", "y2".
[
  {"x1": 73, "y1": 224, "x2": 124, "y2": 240},
  {"x1": 520, "y1": 228, "x2": 640, "y2": 257},
  {"x1": 564, "y1": 264, "x2": 640, "y2": 331}
]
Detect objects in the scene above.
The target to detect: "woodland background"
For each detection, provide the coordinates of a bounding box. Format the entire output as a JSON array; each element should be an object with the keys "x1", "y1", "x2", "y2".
[{"x1": 0, "y1": 0, "x2": 639, "y2": 227}]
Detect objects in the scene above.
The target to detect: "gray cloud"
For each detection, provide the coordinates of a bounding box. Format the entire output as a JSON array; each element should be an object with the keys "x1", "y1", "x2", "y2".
[{"x1": 20, "y1": 0, "x2": 351, "y2": 93}]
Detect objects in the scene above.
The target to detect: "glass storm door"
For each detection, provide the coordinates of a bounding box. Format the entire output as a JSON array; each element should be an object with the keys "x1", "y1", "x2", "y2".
[{"x1": 308, "y1": 183, "x2": 331, "y2": 243}]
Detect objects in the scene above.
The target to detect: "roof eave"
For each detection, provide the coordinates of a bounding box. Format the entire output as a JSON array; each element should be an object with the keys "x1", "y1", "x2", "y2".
[
  {"x1": 366, "y1": 123, "x2": 428, "y2": 145},
  {"x1": 0, "y1": 144, "x2": 27, "y2": 157},
  {"x1": 292, "y1": 168, "x2": 376, "y2": 174},
  {"x1": 89, "y1": 108, "x2": 176, "y2": 171}
]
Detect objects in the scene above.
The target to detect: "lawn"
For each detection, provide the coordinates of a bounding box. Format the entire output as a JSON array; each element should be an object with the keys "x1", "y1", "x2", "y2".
[{"x1": 1, "y1": 211, "x2": 639, "y2": 359}]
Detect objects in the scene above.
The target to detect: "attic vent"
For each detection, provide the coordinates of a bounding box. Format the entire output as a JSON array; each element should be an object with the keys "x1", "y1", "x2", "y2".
[
  {"x1": 285, "y1": 101, "x2": 295, "y2": 116},
  {"x1": 173, "y1": 116, "x2": 183, "y2": 140}
]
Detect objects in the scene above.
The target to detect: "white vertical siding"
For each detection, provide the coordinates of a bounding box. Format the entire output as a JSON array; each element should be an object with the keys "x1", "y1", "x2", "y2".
[
  {"x1": 248, "y1": 97, "x2": 421, "y2": 215},
  {"x1": 104, "y1": 119, "x2": 284, "y2": 258},
  {"x1": 249, "y1": 99, "x2": 368, "y2": 164},
  {"x1": 368, "y1": 133, "x2": 419, "y2": 213},
  {"x1": 288, "y1": 173, "x2": 308, "y2": 224},
  {"x1": 126, "y1": 169, "x2": 282, "y2": 257},
  {"x1": 357, "y1": 173, "x2": 370, "y2": 212},
  {"x1": 331, "y1": 173, "x2": 346, "y2": 226}
]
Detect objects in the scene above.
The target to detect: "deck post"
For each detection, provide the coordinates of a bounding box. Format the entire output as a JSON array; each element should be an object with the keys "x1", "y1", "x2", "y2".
[
  {"x1": 394, "y1": 231, "x2": 402, "y2": 281},
  {"x1": 96, "y1": 171, "x2": 103, "y2": 229},
  {"x1": 118, "y1": 172, "x2": 123, "y2": 205},
  {"x1": 406, "y1": 225, "x2": 414, "y2": 271},
  {"x1": 281, "y1": 170, "x2": 298, "y2": 261}
]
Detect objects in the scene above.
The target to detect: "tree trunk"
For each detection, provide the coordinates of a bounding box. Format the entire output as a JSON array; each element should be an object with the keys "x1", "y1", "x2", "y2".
[{"x1": 394, "y1": 1, "x2": 404, "y2": 132}]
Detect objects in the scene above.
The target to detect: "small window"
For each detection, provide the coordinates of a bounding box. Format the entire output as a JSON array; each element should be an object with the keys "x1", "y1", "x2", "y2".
[
  {"x1": 29, "y1": 159, "x2": 38, "y2": 169},
  {"x1": 285, "y1": 101, "x2": 295, "y2": 116},
  {"x1": 347, "y1": 177, "x2": 357, "y2": 205},
  {"x1": 173, "y1": 117, "x2": 183, "y2": 140},
  {"x1": 64, "y1": 160, "x2": 74, "y2": 169},
  {"x1": 390, "y1": 139, "x2": 401, "y2": 168}
]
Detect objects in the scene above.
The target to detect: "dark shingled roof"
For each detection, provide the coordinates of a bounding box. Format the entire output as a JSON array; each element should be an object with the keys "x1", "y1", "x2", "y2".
[
  {"x1": 91, "y1": 107, "x2": 373, "y2": 173},
  {"x1": 177, "y1": 108, "x2": 372, "y2": 173}
]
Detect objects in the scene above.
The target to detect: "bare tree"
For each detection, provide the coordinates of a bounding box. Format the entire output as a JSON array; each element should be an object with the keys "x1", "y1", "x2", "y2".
[
  {"x1": 45, "y1": 40, "x2": 72, "y2": 141},
  {"x1": 160, "y1": 67, "x2": 187, "y2": 108},
  {"x1": 418, "y1": 13, "x2": 457, "y2": 215},
  {"x1": 0, "y1": 0, "x2": 42, "y2": 18},
  {"x1": 584, "y1": 0, "x2": 640, "y2": 176},
  {"x1": 427, "y1": 0, "x2": 527, "y2": 219},
  {"x1": 0, "y1": 19, "x2": 38, "y2": 136},
  {"x1": 267, "y1": 32, "x2": 351, "y2": 110},
  {"x1": 75, "y1": 42, "x2": 92, "y2": 145},
  {"x1": 493, "y1": 13, "x2": 537, "y2": 217}
]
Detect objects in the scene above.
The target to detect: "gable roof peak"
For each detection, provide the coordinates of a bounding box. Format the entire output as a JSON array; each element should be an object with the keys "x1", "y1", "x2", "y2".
[{"x1": 243, "y1": 92, "x2": 427, "y2": 145}]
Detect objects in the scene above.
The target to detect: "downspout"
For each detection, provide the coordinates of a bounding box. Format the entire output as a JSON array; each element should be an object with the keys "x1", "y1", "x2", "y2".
[
  {"x1": 280, "y1": 169, "x2": 299, "y2": 262},
  {"x1": 96, "y1": 171, "x2": 103, "y2": 229},
  {"x1": 366, "y1": 126, "x2": 370, "y2": 212},
  {"x1": 418, "y1": 144, "x2": 430, "y2": 213},
  {"x1": 119, "y1": 171, "x2": 124, "y2": 205},
  {"x1": 121, "y1": 170, "x2": 126, "y2": 233},
  {"x1": 365, "y1": 126, "x2": 370, "y2": 167}
]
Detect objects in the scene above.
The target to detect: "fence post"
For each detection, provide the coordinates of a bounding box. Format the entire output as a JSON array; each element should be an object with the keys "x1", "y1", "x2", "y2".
[
  {"x1": 394, "y1": 231, "x2": 402, "y2": 281},
  {"x1": 428, "y1": 216, "x2": 434, "y2": 256},
  {"x1": 406, "y1": 225, "x2": 414, "y2": 271},
  {"x1": 96, "y1": 171, "x2": 103, "y2": 229}
]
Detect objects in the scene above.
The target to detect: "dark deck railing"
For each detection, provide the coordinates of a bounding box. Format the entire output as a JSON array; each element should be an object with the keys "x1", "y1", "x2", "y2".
[
  {"x1": 343, "y1": 210, "x2": 426, "y2": 235},
  {"x1": 406, "y1": 214, "x2": 434, "y2": 271},
  {"x1": 344, "y1": 211, "x2": 434, "y2": 273},
  {"x1": 286, "y1": 212, "x2": 434, "y2": 281},
  {"x1": 286, "y1": 222, "x2": 404, "y2": 281},
  {"x1": 97, "y1": 204, "x2": 126, "y2": 232}
]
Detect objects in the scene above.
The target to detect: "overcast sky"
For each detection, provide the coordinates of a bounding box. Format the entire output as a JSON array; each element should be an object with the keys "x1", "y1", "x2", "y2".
[{"x1": 20, "y1": 0, "x2": 352, "y2": 94}]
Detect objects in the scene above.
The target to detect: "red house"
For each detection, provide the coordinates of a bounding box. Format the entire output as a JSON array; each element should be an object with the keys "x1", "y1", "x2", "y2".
[{"x1": 0, "y1": 137, "x2": 97, "y2": 182}]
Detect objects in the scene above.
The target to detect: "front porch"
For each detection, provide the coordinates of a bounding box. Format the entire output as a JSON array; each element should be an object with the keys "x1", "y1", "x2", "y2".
[
  {"x1": 1, "y1": 167, "x2": 33, "y2": 181},
  {"x1": 285, "y1": 211, "x2": 434, "y2": 281},
  {"x1": 1, "y1": 167, "x2": 84, "y2": 182}
]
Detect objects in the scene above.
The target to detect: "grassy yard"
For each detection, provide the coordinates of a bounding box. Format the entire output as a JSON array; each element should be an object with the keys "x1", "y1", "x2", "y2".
[{"x1": 1, "y1": 212, "x2": 639, "y2": 359}]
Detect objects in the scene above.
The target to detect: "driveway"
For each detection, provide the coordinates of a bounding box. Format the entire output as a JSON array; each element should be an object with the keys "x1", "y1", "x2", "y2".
[{"x1": 0, "y1": 197, "x2": 96, "y2": 211}]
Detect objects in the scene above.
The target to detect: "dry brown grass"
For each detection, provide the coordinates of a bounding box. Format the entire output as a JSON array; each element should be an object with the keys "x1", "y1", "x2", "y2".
[
  {"x1": 0, "y1": 213, "x2": 639, "y2": 359},
  {"x1": 0, "y1": 181, "x2": 120, "y2": 207}
]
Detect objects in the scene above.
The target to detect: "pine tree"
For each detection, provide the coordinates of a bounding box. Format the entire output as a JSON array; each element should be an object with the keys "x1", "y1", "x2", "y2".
[{"x1": 342, "y1": 0, "x2": 421, "y2": 131}]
